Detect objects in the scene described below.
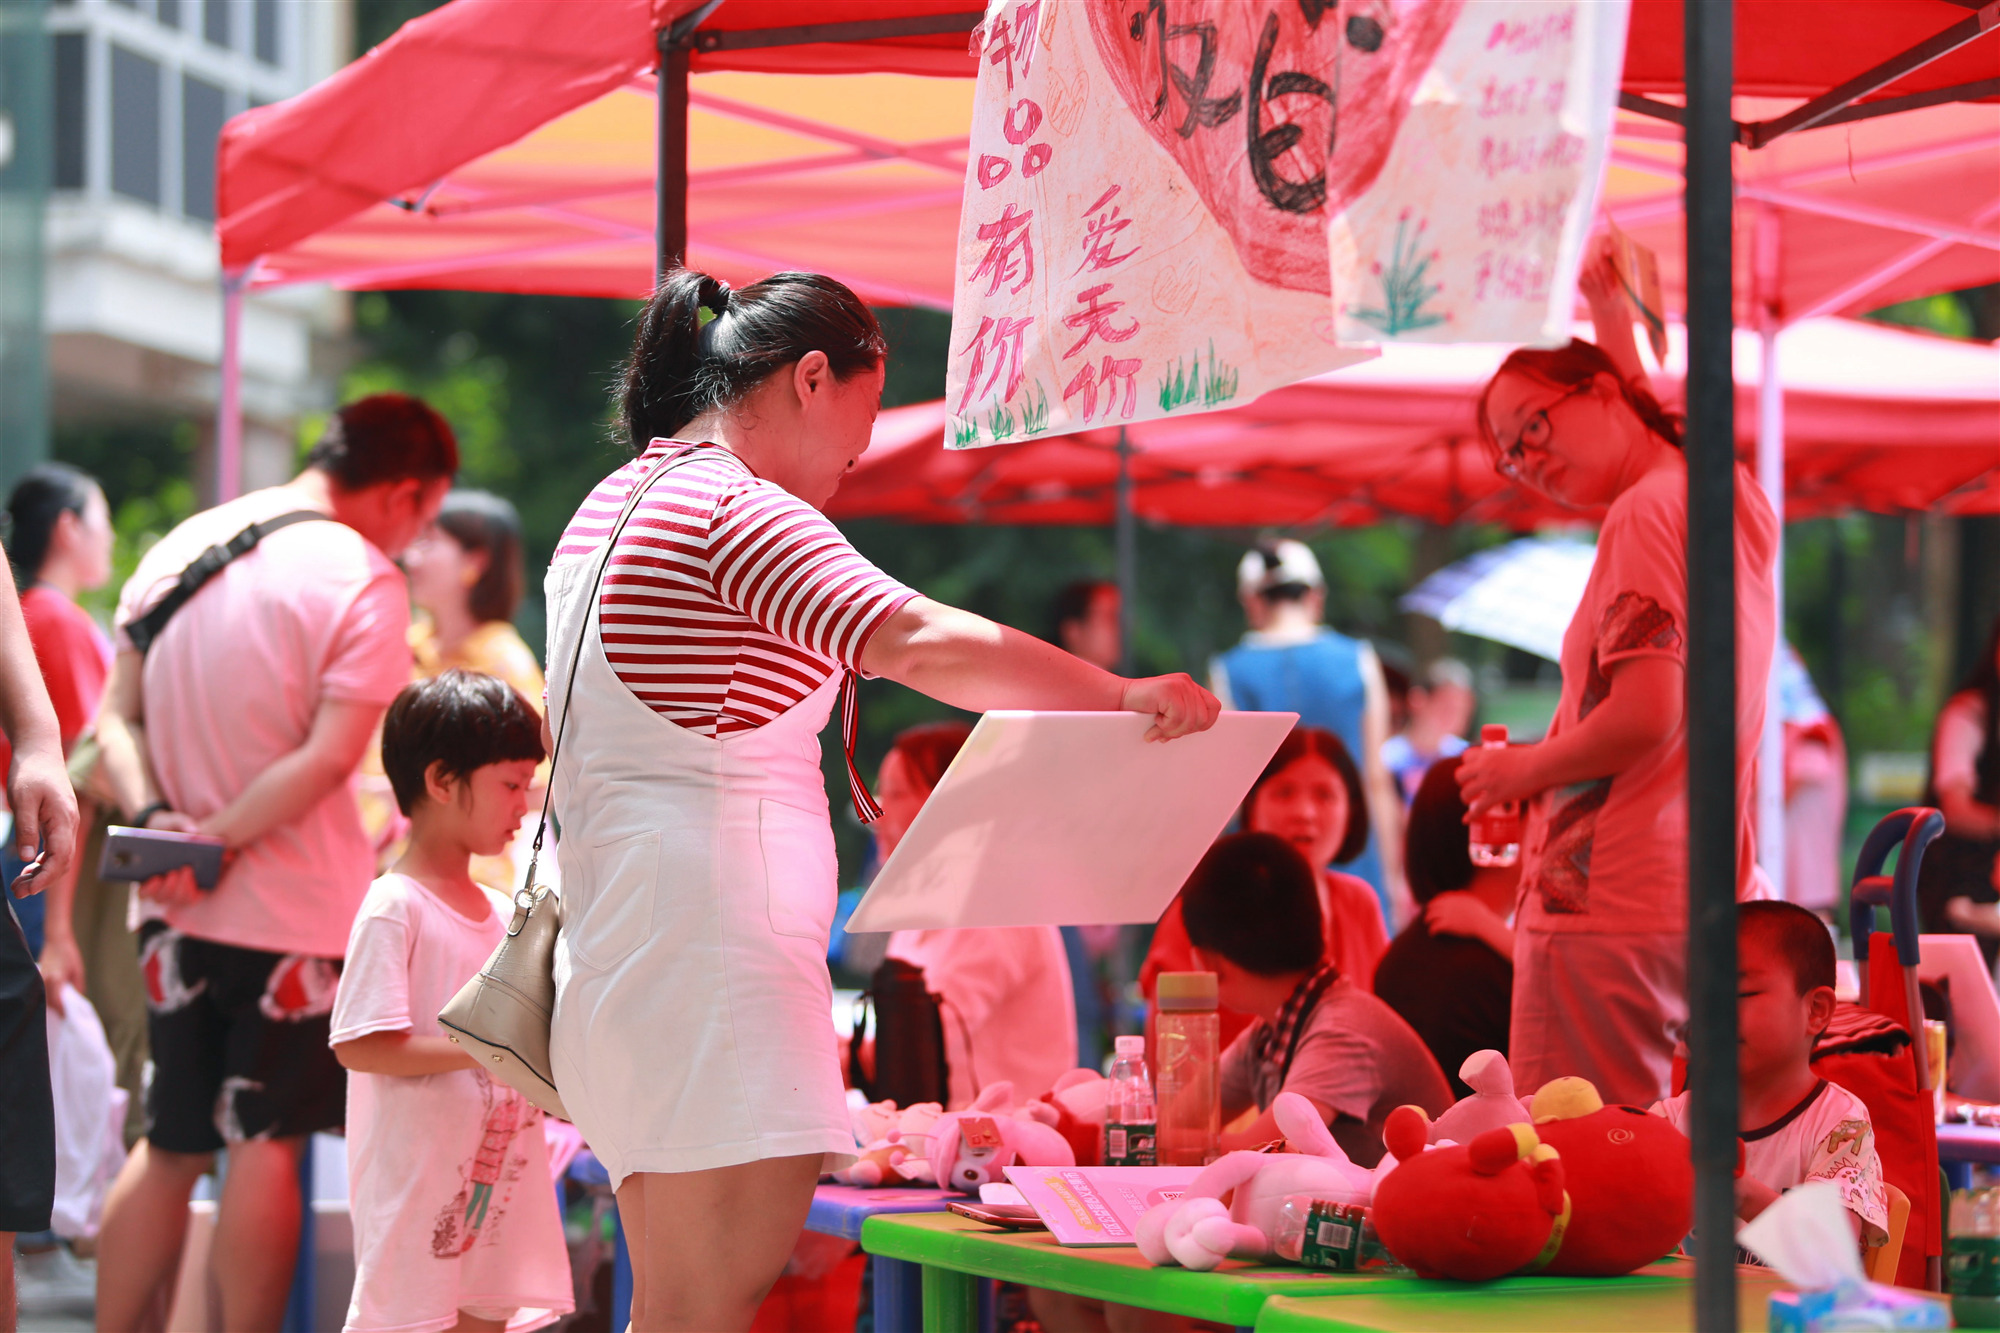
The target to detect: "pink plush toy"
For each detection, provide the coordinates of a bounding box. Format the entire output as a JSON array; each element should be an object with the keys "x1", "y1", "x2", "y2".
[
  {"x1": 1135, "y1": 1093, "x2": 1376, "y2": 1271},
  {"x1": 926, "y1": 1084, "x2": 1075, "y2": 1194},
  {"x1": 1427, "y1": 1050, "x2": 1532, "y2": 1145}
]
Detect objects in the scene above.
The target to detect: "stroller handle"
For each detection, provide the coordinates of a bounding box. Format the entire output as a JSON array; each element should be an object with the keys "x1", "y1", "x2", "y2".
[{"x1": 1848, "y1": 806, "x2": 1945, "y2": 968}]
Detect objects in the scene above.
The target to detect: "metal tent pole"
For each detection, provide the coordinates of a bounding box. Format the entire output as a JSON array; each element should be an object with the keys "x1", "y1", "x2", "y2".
[
  {"x1": 1686, "y1": 1, "x2": 1739, "y2": 1328},
  {"x1": 1754, "y1": 212, "x2": 1786, "y2": 900},
  {"x1": 217, "y1": 269, "x2": 247, "y2": 503},
  {"x1": 655, "y1": 33, "x2": 692, "y2": 281},
  {"x1": 1115, "y1": 428, "x2": 1137, "y2": 676}
]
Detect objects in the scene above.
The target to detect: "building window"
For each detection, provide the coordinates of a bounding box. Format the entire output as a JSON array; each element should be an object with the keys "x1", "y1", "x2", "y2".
[
  {"x1": 158, "y1": 0, "x2": 182, "y2": 29},
  {"x1": 53, "y1": 34, "x2": 86, "y2": 190},
  {"x1": 253, "y1": 0, "x2": 278, "y2": 65},
  {"x1": 203, "y1": 0, "x2": 231, "y2": 50},
  {"x1": 182, "y1": 75, "x2": 226, "y2": 223},
  {"x1": 109, "y1": 0, "x2": 138, "y2": 9},
  {"x1": 110, "y1": 45, "x2": 162, "y2": 205}
]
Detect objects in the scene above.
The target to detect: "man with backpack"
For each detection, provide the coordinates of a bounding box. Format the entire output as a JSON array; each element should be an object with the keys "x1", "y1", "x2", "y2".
[{"x1": 93, "y1": 395, "x2": 456, "y2": 1333}]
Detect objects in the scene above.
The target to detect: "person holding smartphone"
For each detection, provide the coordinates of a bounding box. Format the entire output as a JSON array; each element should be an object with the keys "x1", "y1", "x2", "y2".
[
  {"x1": 0, "y1": 542, "x2": 83, "y2": 1333},
  {"x1": 92, "y1": 396, "x2": 457, "y2": 1333}
]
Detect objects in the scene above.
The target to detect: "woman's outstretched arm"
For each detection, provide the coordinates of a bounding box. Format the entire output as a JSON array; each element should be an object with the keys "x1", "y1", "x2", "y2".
[{"x1": 860, "y1": 597, "x2": 1219, "y2": 741}]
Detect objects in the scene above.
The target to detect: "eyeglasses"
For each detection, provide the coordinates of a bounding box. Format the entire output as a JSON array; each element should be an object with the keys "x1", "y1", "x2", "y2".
[{"x1": 1494, "y1": 382, "x2": 1593, "y2": 481}]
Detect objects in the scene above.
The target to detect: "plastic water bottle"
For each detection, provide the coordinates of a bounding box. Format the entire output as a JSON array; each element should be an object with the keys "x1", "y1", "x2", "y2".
[
  {"x1": 1104, "y1": 1035, "x2": 1157, "y2": 1166},
  {"x1": 1468, "y1": 724, "x2": 1522, "y2": 868},
  {"x1": 1155, "y1": 972, "x2": 1220, "y2": 1166}
]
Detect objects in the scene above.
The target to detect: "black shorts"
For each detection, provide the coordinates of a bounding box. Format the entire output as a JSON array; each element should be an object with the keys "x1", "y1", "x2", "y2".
[
  {"x1": 0, "y1": 897, "x2": 54, "y2": 1232},
  {"x1": 139, "y1": 922, "x2": 346, "y2": 1154}
]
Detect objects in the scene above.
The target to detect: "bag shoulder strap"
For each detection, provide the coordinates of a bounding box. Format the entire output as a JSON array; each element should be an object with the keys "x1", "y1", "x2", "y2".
[
  {"x1": 126, "y1": 510, "x2": 332, "y2": 656},
  {"x1": 522, "y1": 445, "x2": 704, "y2": 894},
  {"x1": 1277, "y1": 968, "x2": 1341, "y2": 1089}
]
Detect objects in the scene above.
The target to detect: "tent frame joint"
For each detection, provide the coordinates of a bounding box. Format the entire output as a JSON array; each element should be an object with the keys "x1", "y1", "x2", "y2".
[
  {"x1": 1620, "y1": 1, "x2": 2000, "y2": 148},
  {"x1": 661, "y1": 1, "x2": 726, "y2": 53}
]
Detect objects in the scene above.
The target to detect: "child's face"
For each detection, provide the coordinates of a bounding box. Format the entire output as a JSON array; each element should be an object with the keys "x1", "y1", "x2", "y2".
[
  {"x1": 872, "y1": 749, "x2": 929, "y2": 862},
  {"x1": 1737, "y1": 934, "x2": 1835, "y2": 1084},
  {"x1": 427, "y1": 758, "x2": 538, "y2": 857},
  {"x1": 1190, "y1": 949, "x2": 1250, "y2": 1011}
]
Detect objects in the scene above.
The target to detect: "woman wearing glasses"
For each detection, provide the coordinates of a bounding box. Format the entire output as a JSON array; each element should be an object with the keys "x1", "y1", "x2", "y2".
[{"x1": 1454, "y1": 238, "x2": 1778, "y2": 1107}]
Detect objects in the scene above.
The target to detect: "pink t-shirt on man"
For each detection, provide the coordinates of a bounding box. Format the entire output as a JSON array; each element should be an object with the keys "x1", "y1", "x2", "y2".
[
  {"x1": 1518, "y1": 456, "x2": 1777, "y2": 935},
  {"x1": 115, "y1": 488, "x2": 413, "y2": 958}
]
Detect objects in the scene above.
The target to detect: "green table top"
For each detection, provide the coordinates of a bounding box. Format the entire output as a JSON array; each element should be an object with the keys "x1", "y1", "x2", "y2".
[
  {"x1": 1252, "y1": 1269, "x2": 1814, "y2": 1332},
  {"x1": 859, "y1": 1213, "x2": 1711, "y2": 1329}
]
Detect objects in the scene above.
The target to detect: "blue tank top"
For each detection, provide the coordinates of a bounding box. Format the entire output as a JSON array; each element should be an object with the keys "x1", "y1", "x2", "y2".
[{"x1": 1216, "y1": 629, "x2": 1386, "y2": 894}]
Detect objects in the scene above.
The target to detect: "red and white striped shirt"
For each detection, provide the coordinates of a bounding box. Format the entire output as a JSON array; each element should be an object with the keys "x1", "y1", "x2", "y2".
[{"x1": 556, "y1": 441, "x2": 918, "y2": 737}]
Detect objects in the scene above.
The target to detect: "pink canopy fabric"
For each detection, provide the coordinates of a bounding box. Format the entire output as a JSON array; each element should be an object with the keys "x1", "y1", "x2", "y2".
[
  {"x1": 217, "y1": 0, "x2": 981, "y2": 302},
  {"x1": 826, "y1": 318, "x2": 2000, "y2": 528},
  {"x1": 216, "y1": 0, "x2": 2000, "y2": 321}
]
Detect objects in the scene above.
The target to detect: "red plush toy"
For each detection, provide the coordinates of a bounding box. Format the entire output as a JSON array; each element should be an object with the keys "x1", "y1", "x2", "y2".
[
  {"x1": 1371, "y1": 1105, "x2": 1569, "y2": 1281},
  {"x1": 1527, "y1": 1077, "x2": 1694, "y2": 1276}
]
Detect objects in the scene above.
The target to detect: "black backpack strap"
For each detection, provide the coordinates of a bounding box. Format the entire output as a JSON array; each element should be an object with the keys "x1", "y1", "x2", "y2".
[{"x1": 125, "y1": 510, "x2": 333, "y2": 656}]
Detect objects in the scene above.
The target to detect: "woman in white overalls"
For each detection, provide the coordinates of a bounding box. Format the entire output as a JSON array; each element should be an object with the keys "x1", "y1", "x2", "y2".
[{"x1": 546, "y1": 268, "x2": 1219, "y2": 1331}]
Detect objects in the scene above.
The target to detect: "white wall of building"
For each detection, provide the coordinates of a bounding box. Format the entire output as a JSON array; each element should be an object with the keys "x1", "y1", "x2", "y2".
[{"x1": 47, "y1": 0, "x2": 351, "y2": 493}]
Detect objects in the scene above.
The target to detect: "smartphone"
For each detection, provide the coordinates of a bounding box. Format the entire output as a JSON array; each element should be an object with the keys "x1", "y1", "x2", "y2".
[
  {"x1": 99, "y1": 826, "x2": 227, "y2": 890},
  {"x1": 10, "y1": 850, "x2": 47, "y2": 898}
]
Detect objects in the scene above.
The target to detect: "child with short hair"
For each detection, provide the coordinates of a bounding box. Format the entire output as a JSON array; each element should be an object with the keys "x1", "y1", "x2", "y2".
[
  {"x1": 1654, "y1": 900, "x2": 1888, "y2": 1251},
  {"x1": 330, "y1": 670, "x2": 573, "y2": 1333},
  {"x1": 1185, "y1": 832, "x2": 1452, "y2": 1167}
]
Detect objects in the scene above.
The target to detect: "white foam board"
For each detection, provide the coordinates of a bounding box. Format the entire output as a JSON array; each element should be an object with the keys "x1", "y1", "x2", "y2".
[{"x1": 845, "y1": 710, "x2": 1296, "y2": 931}]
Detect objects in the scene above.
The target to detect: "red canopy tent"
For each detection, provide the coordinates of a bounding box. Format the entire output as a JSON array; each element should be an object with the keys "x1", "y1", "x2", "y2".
[
  {"x1": 216, "y1": 0, "x2": 1998, "y2": 315},
  {"x1": 211, "y1": 0, "x2": 1998, "y2": 503},
  {"x1": 827, "y1": 318, "x2": 2000, "y2": 529}
]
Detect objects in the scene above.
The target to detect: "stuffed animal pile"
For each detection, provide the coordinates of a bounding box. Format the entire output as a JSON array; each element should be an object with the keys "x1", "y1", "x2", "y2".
[
  {"x1": 833, "y1": 1077, "x2": 1088, "y2": 1193},
  {"x1": 1373, "y1": 1108, "x2": 1570, "y2": 1280},
  {"x1": 1135, "y1": 1092, "x2": 1375, "y2": 1271},
  {"x1": 1124, "y1": 1050, "x2": 1694, "y2": 1283}
]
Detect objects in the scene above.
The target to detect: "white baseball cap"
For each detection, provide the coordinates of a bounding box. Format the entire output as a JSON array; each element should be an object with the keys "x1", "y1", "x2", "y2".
[{"x1": 1237, "y1": 539, "x2": 1324, "y2": 596}]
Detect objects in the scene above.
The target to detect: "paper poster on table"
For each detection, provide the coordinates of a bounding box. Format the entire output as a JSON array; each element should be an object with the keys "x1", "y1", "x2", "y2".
[
  {"x1": 1004, "y1": 1165, "x2": 1202, "y2": 1246},
  {"x1": 943, "y1": 0, "x2": 1383, "y2": 450},
  {"x1": 1325, "y1": 0, "x2": 1631, "y2": 345}
]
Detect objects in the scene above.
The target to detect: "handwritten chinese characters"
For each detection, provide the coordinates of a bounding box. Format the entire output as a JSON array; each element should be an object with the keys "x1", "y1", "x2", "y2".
[{"x1": 944, "y1": 0, "x2": 1625, "y2": 447}]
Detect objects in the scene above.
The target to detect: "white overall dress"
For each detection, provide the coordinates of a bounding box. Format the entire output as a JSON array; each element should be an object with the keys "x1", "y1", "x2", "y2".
[{"x1": 542, "y1": 463, "x2": 856, "y2": 1188}]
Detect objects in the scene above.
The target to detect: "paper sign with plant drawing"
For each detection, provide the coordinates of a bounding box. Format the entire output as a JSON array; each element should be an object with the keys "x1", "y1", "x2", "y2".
[
  {"x1": 1326, "y1": 1, "x2": 1631, "y2": 345},
  {"x1": 943, "y1": 0, "x2": 1386, "y2": 451}
]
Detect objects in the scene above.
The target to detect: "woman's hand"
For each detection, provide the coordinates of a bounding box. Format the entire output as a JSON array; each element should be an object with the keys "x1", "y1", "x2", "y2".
[
  {"x1": 1577, "y1": 231, "x2": 1621, "y2": 308},
  {"x1": 1456, "y1": 742, "x2": 1545, "y2": 820},
  {"x1": 1424, "y1": 891, "x2": 1514, "y2": 961},
  {"x1": 1120, "y1": 674, "x2": 1221, "y2": 741},
  {"x1": 38, "y1": 930, "x2": 85, "y2": 1016},
  {"x1": 8, "y1": 748, "x2": 78, "y2": 897}
]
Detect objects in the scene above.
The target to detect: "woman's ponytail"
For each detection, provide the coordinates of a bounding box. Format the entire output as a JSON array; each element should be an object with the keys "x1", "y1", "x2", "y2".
[{"x1": 619, "y1": 267, "x2": 886, "y2": 452}]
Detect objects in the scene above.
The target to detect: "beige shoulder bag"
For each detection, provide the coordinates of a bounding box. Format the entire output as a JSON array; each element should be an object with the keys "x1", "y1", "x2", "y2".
[{"x1": 438, "y1": 446, "x2": 696, "y2": 1119}]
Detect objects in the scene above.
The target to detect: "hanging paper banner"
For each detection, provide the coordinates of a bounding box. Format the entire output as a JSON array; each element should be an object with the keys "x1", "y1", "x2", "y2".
[
  {"x1": 1326, "y1": 1, "x2": 1631, "y2": 344},
  {"x1": 944, "y1": 0, "x2": 1381, "y2": 451},
  {"x1": 943, "y1": 0, "x2": 1629, "y2": 451}
]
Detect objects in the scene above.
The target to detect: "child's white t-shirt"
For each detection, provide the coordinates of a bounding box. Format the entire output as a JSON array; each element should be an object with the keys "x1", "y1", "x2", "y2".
[
  {"x1": 330, "y1": 874, "x2": 573, "y2": 1333},
  {"x1": 1656, "y1": 1079, "x2": 1890, "y2": 1241}
]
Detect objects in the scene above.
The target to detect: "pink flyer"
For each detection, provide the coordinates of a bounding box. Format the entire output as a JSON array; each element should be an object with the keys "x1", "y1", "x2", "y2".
[{"x1": 1003, "y1": 1165, "x2": 1203, "y2": 1246}]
